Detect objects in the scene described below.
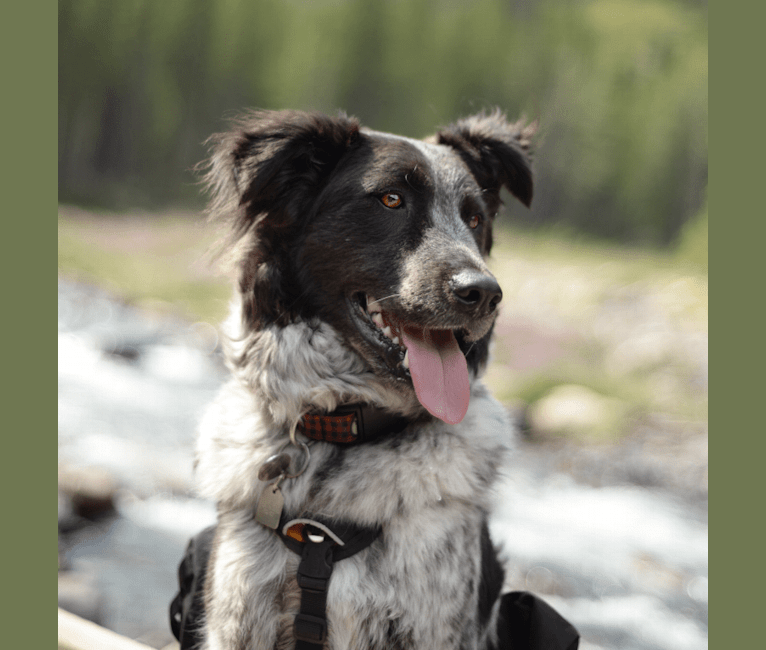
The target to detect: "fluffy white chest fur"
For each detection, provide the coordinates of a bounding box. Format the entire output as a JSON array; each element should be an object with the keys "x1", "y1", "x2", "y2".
[{"x1": 195, "y1": 319, "x2": 513, "y2": 650}]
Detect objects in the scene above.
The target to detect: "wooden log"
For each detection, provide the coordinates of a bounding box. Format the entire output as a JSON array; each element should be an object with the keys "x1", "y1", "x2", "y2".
[{"x1": 58, "y1": 608, "x2": 170, "y2": 650}]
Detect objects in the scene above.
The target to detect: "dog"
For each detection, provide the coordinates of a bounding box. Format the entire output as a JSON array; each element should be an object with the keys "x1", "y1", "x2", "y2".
[{"x1": 180, "y1": 109, "x2": 577, "y2": 650}]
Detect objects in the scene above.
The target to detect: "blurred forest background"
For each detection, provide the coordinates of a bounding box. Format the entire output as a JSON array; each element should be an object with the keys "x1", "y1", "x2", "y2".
[{"x1": 59, "y1": 0, "x2": 707, "y2": 247}]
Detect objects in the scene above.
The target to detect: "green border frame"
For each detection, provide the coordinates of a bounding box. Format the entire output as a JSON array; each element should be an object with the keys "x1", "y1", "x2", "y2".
[
  {"x1": 6, "y1": 1, "x2": 57, "y2": 648},
  {"x1": 712, "y1": 0, "x2": 759, "y2": 646}
]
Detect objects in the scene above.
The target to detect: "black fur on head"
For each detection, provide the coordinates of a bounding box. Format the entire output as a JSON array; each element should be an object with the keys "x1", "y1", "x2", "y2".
[{"x1": 202, "y1": 110, "x2": 361, "y2": 328}]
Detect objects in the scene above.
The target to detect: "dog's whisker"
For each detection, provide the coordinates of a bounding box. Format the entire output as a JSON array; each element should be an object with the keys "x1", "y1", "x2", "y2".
[
  {"x1": 369, "y1": 293, "x2": 401, "y2": 306},
  {"x1": 404, "y1": 166, "x2": 422, "y2": 192}
]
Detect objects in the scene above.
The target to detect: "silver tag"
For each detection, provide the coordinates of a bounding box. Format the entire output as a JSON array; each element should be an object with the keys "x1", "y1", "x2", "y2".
[
  {"x1": 258, "y1": 453, "x2": 292, "y2": 482},
  {"x1": 255, "y1": 483, "x2": 284, "y2": 529}
]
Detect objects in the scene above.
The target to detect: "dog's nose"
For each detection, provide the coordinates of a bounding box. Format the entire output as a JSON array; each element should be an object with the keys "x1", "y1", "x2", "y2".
[{"x1": 451, "y1": 270, "x2": 503, "y2": 316}]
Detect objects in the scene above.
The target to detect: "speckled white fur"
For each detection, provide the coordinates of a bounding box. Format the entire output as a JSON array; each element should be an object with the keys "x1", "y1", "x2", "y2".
[{"x1": 195, "y1": 301, "x2": 515, "y2": 650}]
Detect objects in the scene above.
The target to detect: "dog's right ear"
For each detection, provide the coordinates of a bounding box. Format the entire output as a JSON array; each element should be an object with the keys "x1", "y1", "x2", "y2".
[
  {"x1": 203, "y1": 110, "x2": 360, "y2": 239},
  {"x1": 202, "y1": 110, "x2": 360, "y2": 329}
]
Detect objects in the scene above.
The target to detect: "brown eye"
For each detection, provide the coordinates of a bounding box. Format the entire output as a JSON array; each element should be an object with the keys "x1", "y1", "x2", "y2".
[
  {"x1": 468, "y1": 214, "x2": 482, "y2": 229},
  {"x1": 380, "y1": 193, "x2": 403, "y2": 209}
]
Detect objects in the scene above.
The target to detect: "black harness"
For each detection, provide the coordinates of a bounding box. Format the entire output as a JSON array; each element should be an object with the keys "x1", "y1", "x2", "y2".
[
  {"x1": 169, "y1": 403, "x2": 580, "y2": 649},
  {"x1": 255, "y1": 403, "x2": 401, "y2": 648},
  {"x1": 277, "y1": 517, "x2": 382, "y2": 649},
  {"x1": 169, "y1": 516, "x2": 381, "y2": 650}
]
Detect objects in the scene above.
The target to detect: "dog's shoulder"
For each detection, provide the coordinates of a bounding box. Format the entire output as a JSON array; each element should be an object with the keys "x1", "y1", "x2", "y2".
[{"x1": 194, "y1": 377, "x2": 275, "y2": 507}]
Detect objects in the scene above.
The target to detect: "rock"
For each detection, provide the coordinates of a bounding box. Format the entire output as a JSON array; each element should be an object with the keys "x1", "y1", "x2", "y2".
[
  {"x1": 527, "y1": 384, "x2": 631, "y2": 442},
  {"x1": 58, "y1": 490, "x2": 85, "y2": 534},
  {"x1": 59, "y1": 465, "x2": 119, "y2": 520}
]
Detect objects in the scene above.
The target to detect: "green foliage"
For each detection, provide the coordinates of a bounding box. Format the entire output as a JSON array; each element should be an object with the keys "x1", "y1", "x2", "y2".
[
  {"x1": 58, "y1": 0, "x2": 707, "y2": 245},
  {"x1": 675, "y1": 188, "x2": 707, "y2": 271},
  {"x1": 536, "y1": 0, "x2": 707, "y2": 244}
]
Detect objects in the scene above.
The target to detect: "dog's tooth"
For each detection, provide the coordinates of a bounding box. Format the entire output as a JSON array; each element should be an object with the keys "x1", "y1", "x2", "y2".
[
  {"x1": 382, "y1": 325, "x2": 392, "y2": 338},
  {"x1": 403, "y1": 350, "x2": 410, "y2": 369},
  {"x1": 392, "y1": 336, "x2": 399, "y2": 346},
  {"x1": 372, "y1": 313, "x2": 384, "y2": 328},
  {"x1": 367, "y1": 296, "x2": 381, "y2": 313}
]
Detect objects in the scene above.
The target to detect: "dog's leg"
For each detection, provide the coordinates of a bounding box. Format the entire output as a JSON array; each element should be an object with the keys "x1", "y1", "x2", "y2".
[{"x1": 204, "y1": 518, "x2": 302, "y2": 650}]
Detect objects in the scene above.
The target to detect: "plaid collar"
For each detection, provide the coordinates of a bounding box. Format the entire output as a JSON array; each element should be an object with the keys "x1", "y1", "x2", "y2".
[{"x1": 297, "y1": 403, "x2": 411, "y2": 444}]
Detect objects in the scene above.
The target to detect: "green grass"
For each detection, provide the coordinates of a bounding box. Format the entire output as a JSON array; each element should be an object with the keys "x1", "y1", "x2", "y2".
[
  {"x1": 484, "y1": 222, "x2": 707, "y2": 428},
  {"x1": 492, "y1": 220, "x2": 708, "y2": 280},
  {"x1": 58, "y1": 206, "x2": 231, "y2": 324},
  {"x1": 674, "y1": 198, "x2": 708, "y2": 273}
]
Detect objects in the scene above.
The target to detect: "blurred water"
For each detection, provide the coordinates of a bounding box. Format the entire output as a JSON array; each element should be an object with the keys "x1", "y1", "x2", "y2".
[
  {"x1": 57, "y1": 278, "x2": 707, "y2": 650},
  {"x1": 58, "y1": 279, "x2": 225, "y2": 496},
  {"x1": 492, "y1": 461, "x2": 707, "y2": 650}
]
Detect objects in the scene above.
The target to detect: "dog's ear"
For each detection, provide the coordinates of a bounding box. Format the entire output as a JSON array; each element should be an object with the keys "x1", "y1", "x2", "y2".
[
  {"x1": 204, "y1": 110, "x2": 361, "y2": 237},
  {"x1": 434, "y1": 110, "x2": 536, "y2": 212},
  {"x1": 202, "y1": 110, "x2": 360, "y2": 328}
]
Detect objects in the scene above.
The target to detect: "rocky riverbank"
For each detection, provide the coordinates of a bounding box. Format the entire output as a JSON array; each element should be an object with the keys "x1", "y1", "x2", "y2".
[{"x1": 58, "y1": 276, "x2": 707, "y2": 650}]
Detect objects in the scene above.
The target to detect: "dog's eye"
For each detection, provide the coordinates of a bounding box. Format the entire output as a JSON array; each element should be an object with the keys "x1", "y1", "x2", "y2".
[
  {"x1": 380, "y1": 193, "x2": 403, "y2": 209},
  {"x1": 468, "y1": 215, "x2": 482, "y2": 229}
]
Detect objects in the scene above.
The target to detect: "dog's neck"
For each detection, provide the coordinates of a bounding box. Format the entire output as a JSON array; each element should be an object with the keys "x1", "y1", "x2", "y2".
[{"x1": 222, "y1": 304, "x2": 428, "y2": 429}]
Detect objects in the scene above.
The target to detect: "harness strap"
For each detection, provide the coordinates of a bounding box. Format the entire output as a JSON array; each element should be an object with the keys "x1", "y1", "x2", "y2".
[
  {"x1": 276, "y1": 518, "x2": 382, "y2": 649},
  {"x1": 169, "y1": 525, "x2": 581, "y2": 650},
  {"x1": 294, "y1": 533, "x2": 334, "y2": 648}
]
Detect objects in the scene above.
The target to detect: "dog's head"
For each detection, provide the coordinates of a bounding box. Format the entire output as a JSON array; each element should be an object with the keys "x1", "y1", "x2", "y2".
[{"x1": 204, "y1": 109, "x2": 535, "y2": 424}]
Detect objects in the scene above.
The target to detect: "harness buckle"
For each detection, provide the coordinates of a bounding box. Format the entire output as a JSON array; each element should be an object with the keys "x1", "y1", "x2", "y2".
[
  {"x1": 296, "y1": 529, "x2": 335, "y2": 588},
  {"x1": 293, "y1": 613, "x2": 327, "y2": 643},
  {"x1": 296, "y1": 572, "x2": 329, "y2": 593}
]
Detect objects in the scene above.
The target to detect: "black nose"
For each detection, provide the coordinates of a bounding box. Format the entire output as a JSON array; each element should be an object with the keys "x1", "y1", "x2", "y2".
[{"x1": 451, "y1": 270, "x2": 503, "y2": 316}]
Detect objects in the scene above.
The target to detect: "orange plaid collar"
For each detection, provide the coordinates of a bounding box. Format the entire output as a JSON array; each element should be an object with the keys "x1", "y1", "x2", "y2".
[{"x1": 297, "y1": 403, "x2": 411, "y2": 444}]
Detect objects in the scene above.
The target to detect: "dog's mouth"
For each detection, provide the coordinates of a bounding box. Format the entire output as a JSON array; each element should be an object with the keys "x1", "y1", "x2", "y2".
[{"x1": 350, "y1": 293, "x2": 471, "y2": 424}]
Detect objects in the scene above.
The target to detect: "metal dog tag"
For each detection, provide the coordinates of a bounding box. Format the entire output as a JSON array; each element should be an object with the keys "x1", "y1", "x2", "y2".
[
  {"x1": 257, "y1": 453, "x2": 292, "y2": 482},
  {"x1": 255, "y1": 482, "x2": 284, "y2": 529}
]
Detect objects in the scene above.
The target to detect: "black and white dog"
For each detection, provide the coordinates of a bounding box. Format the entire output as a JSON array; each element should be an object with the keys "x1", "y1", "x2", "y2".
[{"x1": 174, "y1": 110, "x2": 578, "y2": 650}]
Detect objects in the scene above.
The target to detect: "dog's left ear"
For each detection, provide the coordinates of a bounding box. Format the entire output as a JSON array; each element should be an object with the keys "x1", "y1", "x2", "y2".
[{"x1": 433, "y1": 110, "x2": 537, "y2": 211}]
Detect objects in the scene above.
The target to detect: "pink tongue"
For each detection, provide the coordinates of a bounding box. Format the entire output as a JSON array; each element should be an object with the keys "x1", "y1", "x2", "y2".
[{"x1": 401, "y1": 327, "x2": 470, "y2": 424}]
